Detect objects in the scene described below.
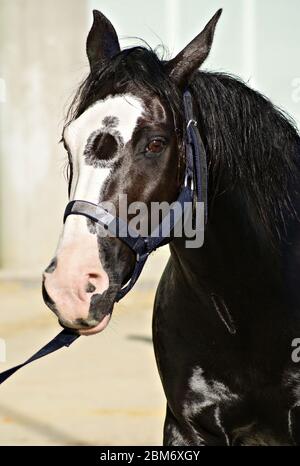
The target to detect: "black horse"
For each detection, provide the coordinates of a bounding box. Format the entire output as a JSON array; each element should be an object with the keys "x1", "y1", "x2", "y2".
[{"x1": 43, "y1": 10, "x2": 300, "y2": 445}]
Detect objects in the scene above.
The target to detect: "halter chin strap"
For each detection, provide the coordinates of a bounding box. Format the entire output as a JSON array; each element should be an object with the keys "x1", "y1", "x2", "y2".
[
  {"x1": 64, "y1": 186, "x2": 194, "y2": 301},
  {"x1": 0, "y1": 329, "x2": 79, "y2": 386},
  {"x1": 63, "y1": 89, "x2": 207, "y2": 301}
]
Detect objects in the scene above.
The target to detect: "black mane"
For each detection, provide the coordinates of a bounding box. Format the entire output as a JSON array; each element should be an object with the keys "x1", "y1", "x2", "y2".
[
  {"x1": 190, "y1": 71, "x2": 300, "y2": 243},
  {"x1": 65, "y1": 46, "x2": 300, "y2": 243}
]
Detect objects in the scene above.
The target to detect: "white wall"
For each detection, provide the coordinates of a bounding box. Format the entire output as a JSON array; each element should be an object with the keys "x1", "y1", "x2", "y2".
[
  {"x1": 90, "y1": 0, "x2": 300, "y2": 124},
  {"x1": 0, "y1": 0, "x2": 89, "y2": 275},
  {"x1": 0, "y1": 0, "x2": 299, "y2": 276}
]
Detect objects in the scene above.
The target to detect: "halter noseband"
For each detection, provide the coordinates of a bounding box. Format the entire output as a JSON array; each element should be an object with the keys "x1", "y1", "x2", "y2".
[{"x1": 63, "y1": 90, "x2": 208, "y2": 301}]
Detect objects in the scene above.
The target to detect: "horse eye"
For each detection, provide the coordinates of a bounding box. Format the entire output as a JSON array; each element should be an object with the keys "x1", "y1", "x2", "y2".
[{"x1": 145, "y1": 139, "x2": 165, "y2": 155}]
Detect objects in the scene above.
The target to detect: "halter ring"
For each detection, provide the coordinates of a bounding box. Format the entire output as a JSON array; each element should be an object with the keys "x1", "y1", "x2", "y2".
[{"x1": 187, "y1": 119, "x2": 197, "y2": 129}]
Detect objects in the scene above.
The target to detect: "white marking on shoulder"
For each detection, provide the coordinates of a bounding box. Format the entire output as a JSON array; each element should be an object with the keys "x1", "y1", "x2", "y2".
[
  {"x1": 183, "y1": 366, "x2": 239, "y2": 443},
  {"x1": 188, "y1": 367, "x2": 239, "y2": 402},
  {"x1": 214, "y1": 406, "x2": 230, "y2": 445}
]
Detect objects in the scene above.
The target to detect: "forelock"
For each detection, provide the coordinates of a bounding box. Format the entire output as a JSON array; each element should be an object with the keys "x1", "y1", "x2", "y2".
[{"x1": 64, "y1": 46, "x2": 183, "y2": 130}]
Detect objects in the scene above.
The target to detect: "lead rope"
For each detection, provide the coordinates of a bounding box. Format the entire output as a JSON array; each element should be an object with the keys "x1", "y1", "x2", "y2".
[{"x1": 0, "y1": 329, "x2": 79, "y2": 385}]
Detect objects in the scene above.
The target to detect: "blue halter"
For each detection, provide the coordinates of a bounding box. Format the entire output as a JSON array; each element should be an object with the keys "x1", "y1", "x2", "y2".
[
  {"x1": 0, "y1": 90, "x2": 207, "y2": 385},
  {"x1": 63, "y1": 89, "x2": 207, "y2": 301}
]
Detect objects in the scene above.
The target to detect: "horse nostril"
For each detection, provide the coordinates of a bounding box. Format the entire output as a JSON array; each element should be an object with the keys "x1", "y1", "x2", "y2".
[
  {"x1": 44, "y1": 257, "x2": 57, "y2": 274},
  {"x1": 84, "y1": 271, "x2": 107, "y2": 295},
  {"x1": 85, "y1": 282, "x2": 96, "y2": 293}
]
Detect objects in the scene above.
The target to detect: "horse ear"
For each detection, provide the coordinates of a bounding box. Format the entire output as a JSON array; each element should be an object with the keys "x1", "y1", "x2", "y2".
[
  {"x1": 165, "y1": 9, "x2": 222, "y2": 86},
  {"x1": 86, "y1": 10, "x2": 121, "y2": 72}
]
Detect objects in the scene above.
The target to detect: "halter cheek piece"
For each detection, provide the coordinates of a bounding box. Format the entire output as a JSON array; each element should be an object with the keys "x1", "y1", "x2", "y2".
[
  {"x1": 63, "y1": 90, "x2": 208, "y2": 301},
  {"x1": 0, "y1": 90, "x2": 207, "y2": 385}
]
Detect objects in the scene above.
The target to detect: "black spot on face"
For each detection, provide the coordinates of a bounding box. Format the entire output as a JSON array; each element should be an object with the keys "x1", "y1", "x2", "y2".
[
  {"x1": 84, "y1": 131, "x2": 119, "y2": 168},
  {"x1": 87, "y1": 218, "x2": 97, "y2": 235},
  {"x1": 86, "y1": 282, "x2": 96, "y2": 293},
  {"x1": 102, "y1": 116, "x2": 119, "y2": 129}
]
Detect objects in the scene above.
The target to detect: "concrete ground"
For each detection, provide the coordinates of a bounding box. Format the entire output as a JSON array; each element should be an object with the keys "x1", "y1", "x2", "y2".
[{"x1": 0, "y1": 251, "x2": 169, "y2": 445}]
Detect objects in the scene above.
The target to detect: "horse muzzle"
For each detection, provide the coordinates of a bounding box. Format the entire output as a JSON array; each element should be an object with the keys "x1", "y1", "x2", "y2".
[{"x1": 42, "y1": 233, "x2": 112, "y2": 335}]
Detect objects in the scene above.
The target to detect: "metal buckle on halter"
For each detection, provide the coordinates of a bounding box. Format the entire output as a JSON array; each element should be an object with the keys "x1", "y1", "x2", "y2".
[
  {"x1": 184, "y1": 172, "x2": 194, "y2": 191},
  {"x1": 136, "y1": 238, "x2": 150, "y2": 262},
  {"x1": 187, "y1": 119, "x2": 197, "y2": 129}
]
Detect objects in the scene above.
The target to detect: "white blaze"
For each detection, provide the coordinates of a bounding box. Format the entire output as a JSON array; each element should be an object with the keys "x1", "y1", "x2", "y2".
[{"x1": 60, "y1": 94, "x2": 144, "y2": 246}]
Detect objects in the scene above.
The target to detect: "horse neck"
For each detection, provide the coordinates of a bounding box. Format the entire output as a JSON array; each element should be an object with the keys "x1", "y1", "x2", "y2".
[
  {"x1": 169, "y1": 74, "x2": 300, "y2": 308},
  {"x1": 170, "y1": 179, "x2": 300, "y2": 311}
]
